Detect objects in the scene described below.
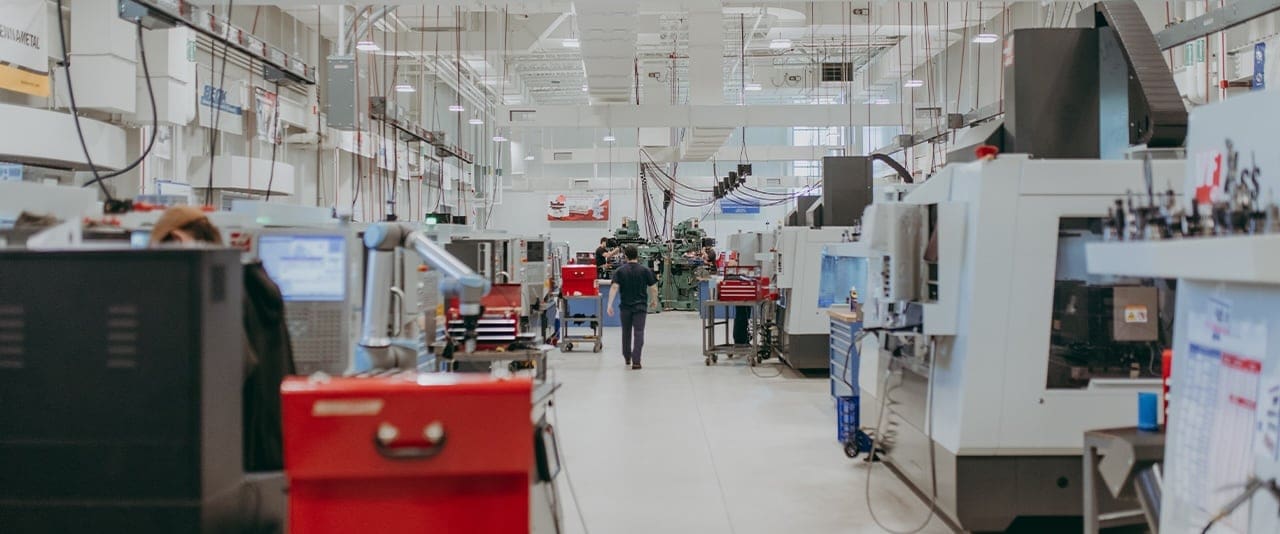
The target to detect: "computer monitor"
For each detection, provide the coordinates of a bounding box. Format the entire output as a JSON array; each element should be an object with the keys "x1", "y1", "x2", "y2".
[
  {"x1": 254, "y1": 230, "x2": 355, "y2": 375},
  {"x1": 257, "y1": 234, "x2": 347, "y2": 302}
]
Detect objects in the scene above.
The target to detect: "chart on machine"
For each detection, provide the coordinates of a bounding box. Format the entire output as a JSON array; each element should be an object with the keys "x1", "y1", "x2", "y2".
[{"x1": 1168, "y1": 306, "x2": 1267, "y2": 533}]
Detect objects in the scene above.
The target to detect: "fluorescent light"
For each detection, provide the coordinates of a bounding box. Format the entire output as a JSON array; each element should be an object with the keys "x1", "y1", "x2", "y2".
[
  {"x1": 872, "y1": 98, "x2": 891, "y2": 105},
  {"x1": 769, "y1": 38, "x2": 792, "y2": 49},
  {"x1": 602, "y1": 135, "x2": 616, "y2": 143},
  {"x1": 524, "y1": 155, "x2": 536, "y2": 161},
  {"x1": 394, "y1": 83, "x2": 415, "y2": 93},
  {"x1": 972, "y1": 33, "x2": 999, "y2": 44},
  {"x1": 355, "y1": 40, "x2": 380, "y2": 52},
  {"x1": 562, "y1": 38, "x2": 580, "y2": 48},
  {"x1": 904, "y1": 79, "x2": 924, "y2": 88},
  {"x1": 448, "y1": 104, "x2": 464, "y2": 112},
  {"x1": 492, "y1": 135, "x2": 508, "y2": 142},
  {"x1": 469, "y1": 118, "x2": 484, "y2": 125},
  {"x1": 581, "y1": 85, "x2": 589, "y2": 92},
  {"x1": 744, "y1": 82, "x2": 762, "y2": 91}
]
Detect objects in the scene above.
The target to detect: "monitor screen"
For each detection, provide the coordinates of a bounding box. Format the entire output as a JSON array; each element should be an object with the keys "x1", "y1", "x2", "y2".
[{"x1": 257, "y1": 234, "x2": 347, "y2": 302}]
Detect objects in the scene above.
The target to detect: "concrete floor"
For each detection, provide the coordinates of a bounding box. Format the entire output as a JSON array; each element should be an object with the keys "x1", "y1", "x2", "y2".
[{"x1": 545, "y1": 311, "x2": 950, "y2": 534}]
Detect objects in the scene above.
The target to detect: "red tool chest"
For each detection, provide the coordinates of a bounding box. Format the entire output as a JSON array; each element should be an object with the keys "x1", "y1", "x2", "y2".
[
  {"x1": 717, "y1": 267, "x2": 770, "y2": 302},
  {"x1": 561, "y1": 265, "x2": 599, "y2": 296},
  {"x1": 282, "y1": 374, "x2": 533, "y2": 533}
]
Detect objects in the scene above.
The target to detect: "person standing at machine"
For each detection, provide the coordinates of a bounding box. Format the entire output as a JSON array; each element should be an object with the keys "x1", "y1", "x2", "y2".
[
  {"x1": 607, "y1": 245, "x2": 658, "y2": 370},
  {"x1": 150, "y1": 206, "x2": 296, "y2": 472},
  {"x1": 595, "y1": 237, "x2": 618, "y2": 278}
]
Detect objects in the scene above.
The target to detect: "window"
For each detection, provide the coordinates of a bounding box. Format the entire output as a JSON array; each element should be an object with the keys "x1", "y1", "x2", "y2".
[
  {"x1": 791, "y1": 126, "x2": 844, "y2": 147},
  {"x1": 793, "y1": 160, "x2": 821, "y2": 178}
]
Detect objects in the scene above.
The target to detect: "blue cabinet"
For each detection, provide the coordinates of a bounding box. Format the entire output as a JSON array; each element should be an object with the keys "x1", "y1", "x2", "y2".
[{"x1": 828, "y1": 314, "x2": 861, "y2": 399}]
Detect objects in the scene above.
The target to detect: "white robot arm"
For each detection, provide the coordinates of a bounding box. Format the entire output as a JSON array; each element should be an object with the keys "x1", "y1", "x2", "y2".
[{"x1": 358, "y1": 223, "x2": 490, "y2": 367}]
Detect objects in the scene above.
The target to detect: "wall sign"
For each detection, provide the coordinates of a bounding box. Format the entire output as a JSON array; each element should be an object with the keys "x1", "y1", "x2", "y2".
[
  {"x1": 0, "y1": 0, "x2": 49, "y2": 97},
  {"x1": 254, "y1": 87, "x2": 280, "y2": 144},
  {"x1": 720, "y1": 199, "x2": 760, "y2": 214},
  {"x1": 201, "y1": 85, "x2": 243, "y2": 115},
  {"x1": 1253, "y1": 42, "x2": 1265, "y2": 92},
  {"x1": 547, "y1": 193, "x2": 609, "y2": 222}
]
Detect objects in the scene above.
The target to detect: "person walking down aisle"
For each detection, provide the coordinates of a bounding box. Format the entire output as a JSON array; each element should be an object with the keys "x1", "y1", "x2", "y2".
[{"x1": 607, "y1": 245, "x2": 658, "y2": 369}]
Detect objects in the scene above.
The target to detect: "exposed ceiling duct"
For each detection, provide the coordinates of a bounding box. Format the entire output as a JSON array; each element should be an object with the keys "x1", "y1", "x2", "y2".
[
  {"x1": 679, "y1": 0, "x2": 735, "y2": 161},
  {"x1": 576, "y1": 1, "x2": 640, "y2": 104}
]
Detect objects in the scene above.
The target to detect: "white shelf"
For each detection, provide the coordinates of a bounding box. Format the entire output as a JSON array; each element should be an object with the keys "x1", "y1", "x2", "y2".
[{"x1": 1085, "y1": 235, "x2": 1280, "y2": 284}]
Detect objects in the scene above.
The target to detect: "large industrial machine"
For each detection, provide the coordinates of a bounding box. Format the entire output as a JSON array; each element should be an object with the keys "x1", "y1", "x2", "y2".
[
  {"x1": 772, "y1": 225, "x2": 855, "y2": 371},
  {"x1": 657, "y1": 218, "x2": 713, "y2": 311},
  {"x1": 860, "y1": 157, "x2": 1183, "y2": 531},
  {"x1": 253, "y1": 227, "x2": 363, "y2": 376},
  {"x1": 854, "y1": 2, "x2": 1192, "y2": 529},
  {"x1": 0, "y1": 248, "x2": 287, "y2": 532},
  {"x1": 1085, "y1": 90, "x2": 1280, "y2": 534}
]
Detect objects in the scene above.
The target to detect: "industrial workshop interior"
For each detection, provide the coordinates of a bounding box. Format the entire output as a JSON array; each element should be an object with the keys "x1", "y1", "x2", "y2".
[{"x1": 8, "y1": 0, "x2": 1280, "y2": 532}]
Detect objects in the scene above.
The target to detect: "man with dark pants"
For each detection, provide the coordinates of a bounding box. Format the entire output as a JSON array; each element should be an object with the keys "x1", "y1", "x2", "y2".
[{"x1": 607, "y1": 245, "x2": 658, "y2": 369}]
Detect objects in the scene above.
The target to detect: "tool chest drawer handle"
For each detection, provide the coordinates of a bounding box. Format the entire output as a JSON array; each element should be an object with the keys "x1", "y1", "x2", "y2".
[{"x1": 373, "y1": 422, "x2": 448, "y2": 461}]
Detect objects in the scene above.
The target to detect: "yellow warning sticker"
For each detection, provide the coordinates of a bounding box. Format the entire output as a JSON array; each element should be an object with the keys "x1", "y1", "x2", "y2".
[{"x1": 1124, "y1": 305, "x2": 1149, "y2": 324}]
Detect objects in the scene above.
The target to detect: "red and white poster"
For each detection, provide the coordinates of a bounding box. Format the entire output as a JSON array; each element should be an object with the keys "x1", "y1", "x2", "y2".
[{"x1": 547, "y1": 193, "x2": 609, "y2": 222}]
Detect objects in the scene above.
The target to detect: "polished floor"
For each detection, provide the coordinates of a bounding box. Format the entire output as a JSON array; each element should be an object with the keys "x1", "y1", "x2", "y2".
[{"x1": 546, "y1": 311, "x2": 950, "y2": 534}]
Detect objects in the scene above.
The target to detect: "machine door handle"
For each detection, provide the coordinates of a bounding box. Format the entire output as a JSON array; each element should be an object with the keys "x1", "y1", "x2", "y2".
[{"x1": 372, "y1": 422, "x2": 447, "y2": 461}]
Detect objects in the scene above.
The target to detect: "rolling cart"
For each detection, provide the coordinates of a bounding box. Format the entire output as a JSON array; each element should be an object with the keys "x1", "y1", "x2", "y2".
[
  {"x1": 558, "y1": 294, "x2": 603, "y2": 353},
  {"x1": 701, "y1": 299, "x2": 765, "y2": 366}
]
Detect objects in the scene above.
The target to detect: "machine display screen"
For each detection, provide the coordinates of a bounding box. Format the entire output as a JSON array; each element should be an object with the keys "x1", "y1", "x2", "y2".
[{"x1": 258, "y1": 234, "x2": 346, "y2": 302}]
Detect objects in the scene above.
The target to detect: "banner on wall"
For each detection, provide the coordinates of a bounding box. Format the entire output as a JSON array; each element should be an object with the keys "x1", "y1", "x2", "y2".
[
  {"x1": 547, "y1": 193, "x2": 609, "y2": 222},
  {"x1": 253, "y1": 87, "x2": 280, "y2": 144},
  {"x1": 0, "y1": 0, "x2": 50, "y2": 97},
  {"x1": 720, "y1": 199, "x2": 760, "y2": 214}
]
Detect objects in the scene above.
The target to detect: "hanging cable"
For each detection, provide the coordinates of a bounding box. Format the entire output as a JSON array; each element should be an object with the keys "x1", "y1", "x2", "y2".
[
  {"x1": 74, "y1": 12, "x2": 160, "y2": 201},
  {"x1": 205, "y1": 0, "x2": 236, "y2": 207}
]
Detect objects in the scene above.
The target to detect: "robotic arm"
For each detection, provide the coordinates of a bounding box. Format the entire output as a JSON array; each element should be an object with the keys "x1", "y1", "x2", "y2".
[{"x1": 359, "y1": 223, "x2": 490, "y2": 368}]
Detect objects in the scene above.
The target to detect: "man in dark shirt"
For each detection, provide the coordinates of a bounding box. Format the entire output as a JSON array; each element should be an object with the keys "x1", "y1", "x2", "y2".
[
  {"x1": 594, "y1": 237, "x2": 616, "y2": 278},
  {"x1": 607, "y1": 245, "x2": 658, "y2": 369}
]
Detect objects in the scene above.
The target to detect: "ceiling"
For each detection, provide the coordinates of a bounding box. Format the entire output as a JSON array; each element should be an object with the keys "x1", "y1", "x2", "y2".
[{"x1": 278, "y1": 2, "x2": 1007, "y2": 107}]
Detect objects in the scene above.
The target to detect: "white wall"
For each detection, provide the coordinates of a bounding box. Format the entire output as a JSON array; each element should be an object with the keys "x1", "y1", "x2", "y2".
[{"x1": 489, "y1": 189, "x2": 791, "y2": 254}]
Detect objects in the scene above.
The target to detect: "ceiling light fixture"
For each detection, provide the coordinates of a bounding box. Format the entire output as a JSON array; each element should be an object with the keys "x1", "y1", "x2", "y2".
[
  {"x1": 493, "y1": 135, "x2": 508, "y2": 142},
  {"x1": 872, "y1": 98, "x2": 891, "y2": 105},
  {"x1": 744, "y1": 82, "x2": 762, "y2": 91},
  {"x1": 602, "y1": 135, "x2": 616, "y2": 143},
  {"x1": 972, "y1": 33, "x2": 999, "y2": 44},
  {"x1": 394, "y1": 83, "x2": 415, "y2": 93},
  {"x1": 769, "y1": 38, "x2": 792, "y2": 49},
  {"x1": 469, "y1": 118, "x2": 484, "y2": 125},
  {"x1": 448, "y1": 104, "x2": 464, "y2": 112},
  {"x1": 563, "y1": 38, "x2": 580, "y2": 48},
  {"x1": 904, "y1": 79, "x2": 924, "y2": 88},
  {"x1": 524, "y1": 155, "x2": 536, "y2": 161},
  {"x1": 582, "y1": 85, "x2": 589, "y2": 92},
  {"x1": 355, "y1": 40, "x2": 380, "y2": 52}
]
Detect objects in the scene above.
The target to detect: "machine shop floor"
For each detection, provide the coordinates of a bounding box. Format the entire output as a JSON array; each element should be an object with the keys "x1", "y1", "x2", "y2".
[{"x1": 546, "y1": 311, "x2": 949, "y2": 534}]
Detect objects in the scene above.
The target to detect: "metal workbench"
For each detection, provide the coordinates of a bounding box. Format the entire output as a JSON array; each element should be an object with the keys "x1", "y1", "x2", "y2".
[
  {"x1": 558, "y1": 294, "x2": 603, "y2": 353},
  {"x1": 701, "y1": 299, "x2": 766, "y2": 366},
  {"x1": 1083, "y1": 426, "x2": 1166, "y2": 534}
]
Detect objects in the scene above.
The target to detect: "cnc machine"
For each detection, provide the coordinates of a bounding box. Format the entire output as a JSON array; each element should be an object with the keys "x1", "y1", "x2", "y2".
[{"x1": 856, "y1": 2, "x2": 1191, "y2": 529}]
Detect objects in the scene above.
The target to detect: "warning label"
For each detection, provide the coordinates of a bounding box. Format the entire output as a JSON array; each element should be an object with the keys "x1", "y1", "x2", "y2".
[{"x1": 1124, "y1": 305, "x2": 1149, "y2": 324}]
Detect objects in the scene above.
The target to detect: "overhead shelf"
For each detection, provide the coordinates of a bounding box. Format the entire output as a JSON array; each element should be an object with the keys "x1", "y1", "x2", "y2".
[{"x1": 1085, "y1": 235, "x2": 1280, "y2": 284}]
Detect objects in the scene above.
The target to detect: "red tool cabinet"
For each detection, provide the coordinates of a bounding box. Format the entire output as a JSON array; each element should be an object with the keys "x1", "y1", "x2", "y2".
[
  {"x1": 561, "y1": 265, "x2": 599, "y2": 297},
  {"x1": 282, "y1": 374, "x2": 533, "y2": 533}
]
